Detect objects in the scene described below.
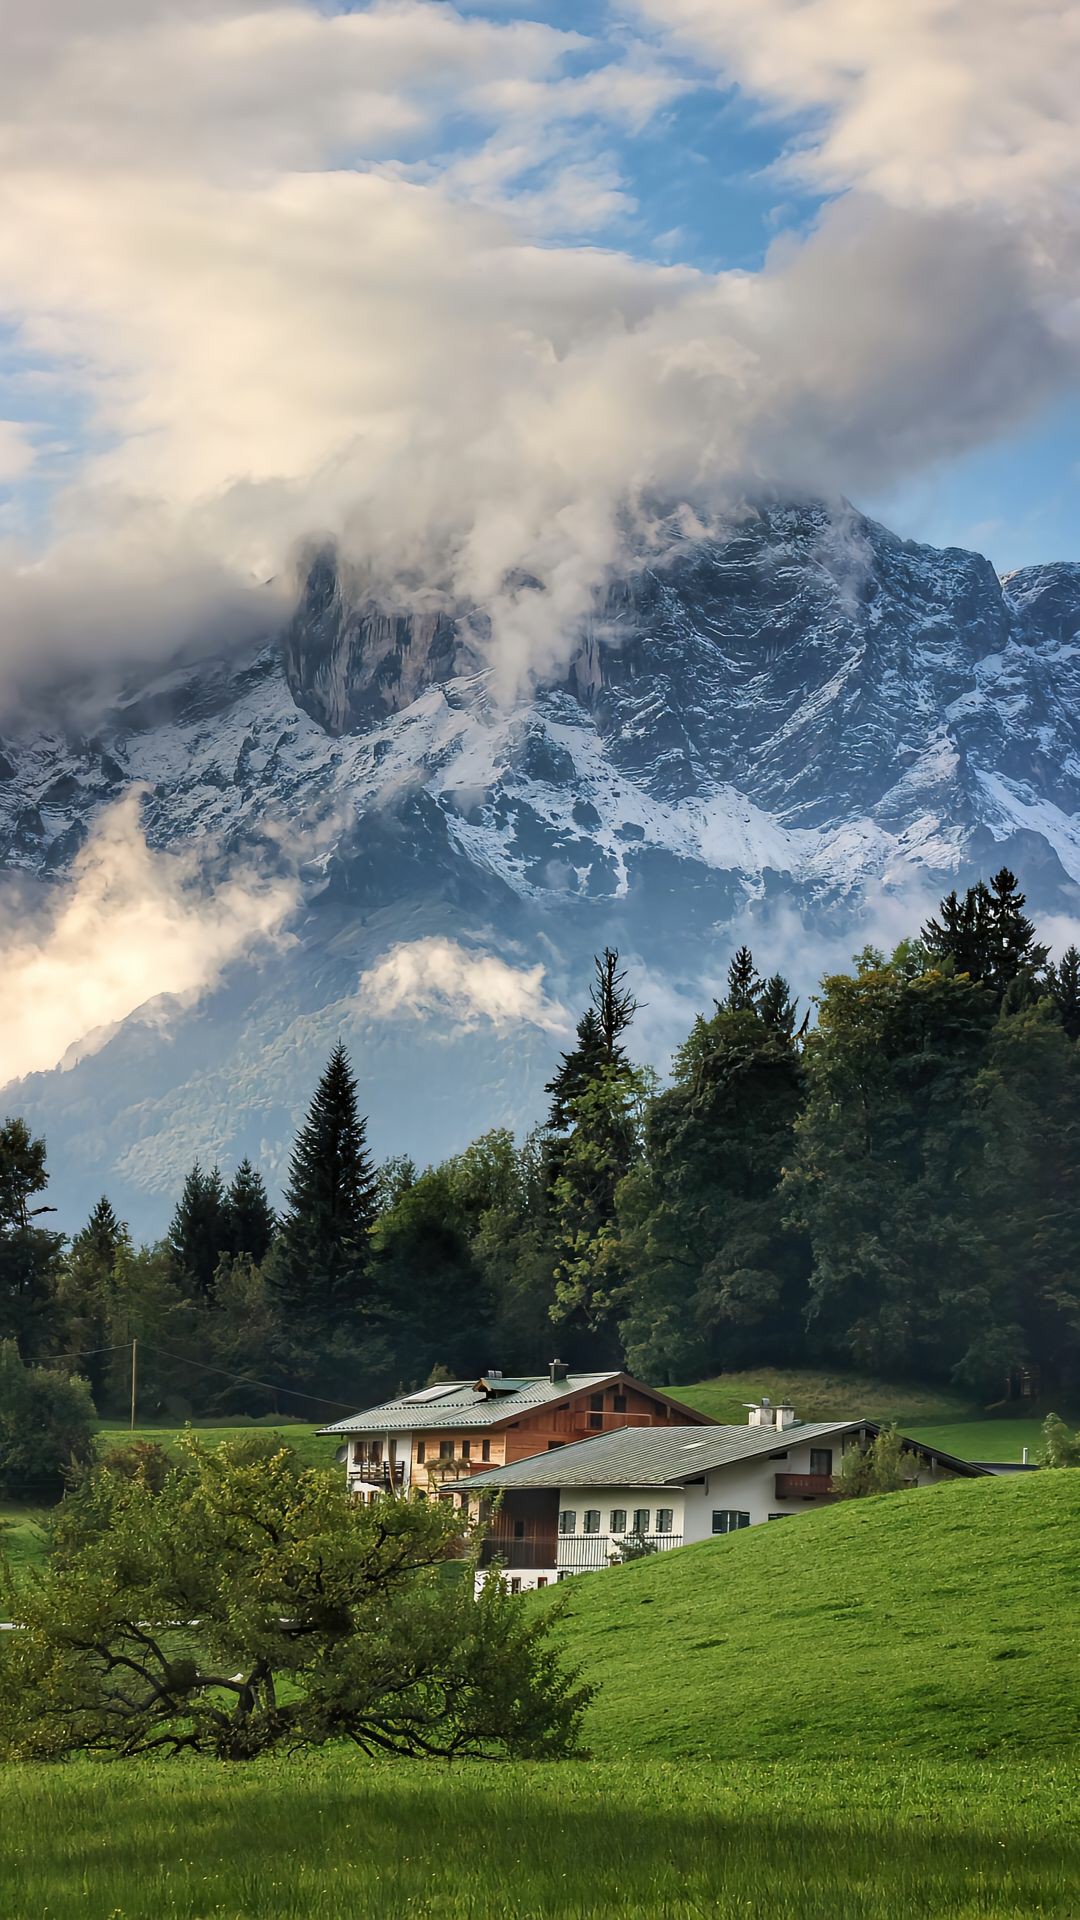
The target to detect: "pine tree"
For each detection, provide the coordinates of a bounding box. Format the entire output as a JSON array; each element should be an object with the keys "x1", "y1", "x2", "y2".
[
  {"x1": 270, "y1": 1044, "x2": 378, "y2": 1326},
  {"x1": 225, "y1": 1159, "x2": 276, "y2": 1264},
  {"x1": 168, "y1": 1162, "x2": 229, "y2": 1301},
  {"x1": 546, "y1": 1008, "x2": 608, "y2": 1131},
  {"x1": 922, "y1": 870, "x2": 1048, "y2": 1004},
  {"x1": 80, "y1": 1197, "x2": 123, "y2": 1267},
  {"x1": 986, "y1": 867, "x2": 1049, "y2": 994},
  {"x1": 57, "y1": 1196, "x2": 129, "y2": 1406},
  {"x1": 1049, "y1": 945, "x2": 1080, "y2": 1039},
  {"x1": 724, "y1": 946, "x2": 762, "y2": 1013},
  {"x1": 758, "y1": 972, "x2": 798, "y2": 1037},
  {"x1": 546, "y1": 953, "x2": 642, "y2": 1355}
]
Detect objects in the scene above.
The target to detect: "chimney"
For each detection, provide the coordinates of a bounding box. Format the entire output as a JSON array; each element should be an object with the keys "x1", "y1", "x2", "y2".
[
  {"x1": 745, "y1": 1398, "x2": 798, "y2": 1430},
  {"x1": 549, "y1": 1359, "x2": 569, "y2": 1383}
]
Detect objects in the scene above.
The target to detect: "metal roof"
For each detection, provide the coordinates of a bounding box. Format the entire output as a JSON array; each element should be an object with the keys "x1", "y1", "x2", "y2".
[
  {"x1": 318, "y1": 1373, "x2": 623, "y2": 1435},
  {"x1": 445, "y1": 1421, "x2": 990, "y2": 1490}
]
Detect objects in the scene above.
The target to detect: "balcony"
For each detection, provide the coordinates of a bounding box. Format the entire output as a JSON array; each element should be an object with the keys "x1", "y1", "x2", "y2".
[
  {"x1": 559, "y1": 1533, "x2": 683, "y2": 1571},
  {"x1": 774, "y1": 1472, "x2": 834, "y2": 1499},
  {"x1": 350, "y1": 1459, "x2": 405, "y2": 1489},
  {"x1": 477, "y1": 1534, "x2": 556, "y2": 1571}
]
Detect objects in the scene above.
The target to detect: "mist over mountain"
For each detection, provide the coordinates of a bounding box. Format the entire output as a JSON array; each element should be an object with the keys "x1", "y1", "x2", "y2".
[{"x1": 4, "y1": 499, "x2": 1080, "y2": 1236}]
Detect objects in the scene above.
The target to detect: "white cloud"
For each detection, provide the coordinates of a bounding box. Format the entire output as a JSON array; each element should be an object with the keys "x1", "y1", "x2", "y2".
[
  {"x1": 0, "y1": 0, "x2": 1076, "y2": 700},
  {"x1": 633, "y1": 0, "x2": 1080, "y2": 224},
  {"x1": 0, "y1": 421, "x2": 35, "y2": 482},
  {"x1": 0, "y1": 789, "x2": 299, "y2": 1086},
  {"x1": 356, "y1": 935, "x2": 570, "y2": 1034}
]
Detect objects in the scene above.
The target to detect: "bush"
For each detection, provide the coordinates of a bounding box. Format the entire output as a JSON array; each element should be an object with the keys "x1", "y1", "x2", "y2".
[
  {"x1": 0, "y1": 1341, "x2": 95, "y2": 1502},
  {"x1": 1040, "y1": 1413, "x2": 1080, "y2": 1467},
  {"x1": 832, "y1": 1426, "x2": 916, "y2": 1499}
]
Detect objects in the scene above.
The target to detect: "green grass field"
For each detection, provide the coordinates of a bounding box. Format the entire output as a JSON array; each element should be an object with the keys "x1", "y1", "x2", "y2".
[
  {"x1": 534, "y1": 1472, "x2": 1080, "y2": 1761},
  {"x1": 95, "y1": 1418, "x2": 331, "y2": 1471},
  {"x1": 1, "y1": 1752, "x2": 1077, "y2": 1920}
]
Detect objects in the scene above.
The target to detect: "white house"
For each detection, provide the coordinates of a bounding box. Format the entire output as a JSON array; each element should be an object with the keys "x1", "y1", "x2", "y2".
[{"x1": 450, "y1": 1399, "x2": 988, "y2": 1591}]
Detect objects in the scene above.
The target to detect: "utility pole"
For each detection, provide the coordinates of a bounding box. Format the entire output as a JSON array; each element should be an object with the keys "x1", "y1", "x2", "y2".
[{"x1": 130, "y1": 1337, "x2": 138, "y2": 1433}]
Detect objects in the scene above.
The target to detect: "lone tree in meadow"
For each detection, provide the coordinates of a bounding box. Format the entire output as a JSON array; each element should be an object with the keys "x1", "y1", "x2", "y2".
[
  {"x1": 269, "y1": 1044, "x2": 379, "y2": 1327},
  {"x1": 0, "y1": 1437, "x2": 590, "y2": 1763}
]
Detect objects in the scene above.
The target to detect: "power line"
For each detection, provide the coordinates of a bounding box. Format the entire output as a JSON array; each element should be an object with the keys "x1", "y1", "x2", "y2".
[
  {"x1": 31, "y1": 1340, "x2": 359, "y2": 1417},
  {"x1": 133, "y1": 1341, "x2": 359, "y2": 1414}
]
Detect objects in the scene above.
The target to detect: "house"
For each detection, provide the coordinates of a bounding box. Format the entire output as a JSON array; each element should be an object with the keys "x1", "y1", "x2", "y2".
[
  {"x1": 319, "y1": 1362, "x2": 713, "y2": 1501},
  {"x1": 448, "y1": 1398, "x2": 990, "y2": 1590}
]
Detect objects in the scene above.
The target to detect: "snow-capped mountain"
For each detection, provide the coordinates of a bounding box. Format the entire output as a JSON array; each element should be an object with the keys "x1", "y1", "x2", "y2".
[{"x1": 5, "y1": 501, "x2": 1080, "y2": 1233}]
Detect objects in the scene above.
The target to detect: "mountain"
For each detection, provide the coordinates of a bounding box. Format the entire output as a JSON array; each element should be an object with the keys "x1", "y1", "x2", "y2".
[{"x1": 4, "y1": 500, "x2": 1080, "y2": 1235}]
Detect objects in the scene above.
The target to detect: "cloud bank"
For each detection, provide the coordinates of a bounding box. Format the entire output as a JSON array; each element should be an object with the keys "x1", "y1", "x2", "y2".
[
  {"x1": 0, "y1": 790, "x2": 298, "y2": 1086},
  {"x1": 357, "y1": 936, "x2": 570, "y2": 1036},
  {"x1": 0, "y1": 0, "x2": 1077, "y2": 697}
]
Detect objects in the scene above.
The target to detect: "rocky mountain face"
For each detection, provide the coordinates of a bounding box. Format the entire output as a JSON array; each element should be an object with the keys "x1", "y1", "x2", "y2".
[{"x1": 4, "y1": 501, "x2": 1080, "y2": 1233}]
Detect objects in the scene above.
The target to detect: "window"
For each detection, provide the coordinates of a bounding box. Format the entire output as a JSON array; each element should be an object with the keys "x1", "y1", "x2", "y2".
[
  {"x1": 558, "y1": 1510, "x2": 577, "y2": 1535},
  {"x1": 416, "y1": 1441, "x2": 426, "y2": 1464},
  {"x1": 656, "y1": 1508, "x2": 673, "y2": 1534},
  {"x1": 589, "y1": 1392, "x2": 605, "y2": 1430},
  {"x1": 439, "y1": 1440, "x2": 454, "y2": 1460},
  {"x1": 481, "y1": 1439, "x2": 491, "y2": 1462},
  {"x1": 457, "y1": 1493, "x2": 469, "y2": 1510},
  {"x1": 352, "y1": 1442, "x2": 363, "y2": 1464},
  {"x1": 809, "y1": 1449, "x2": 834, "y2": 1476},
  {"x1": 461, "y1": 1439, "x2": 471, "y2": 1459},
  {"x1": 510, "y1": 1578, "x2": 521, "y2": 1595},
  {"x1": 632, "y1": 1508, "x2": 650, "y2": 1535},
  {"x1": 768, "y1": 1513, "x2": 792, "y2": 1521},
  {"x1": 613, "y1": 1393, "x2": 627, "y2": 1414},
  {"x1": 583, "y1": 1510, "x2": 601, "y2": 1534},
  {"x1": 537, "y1": 1577, "x2": 548, "y2": 1589},
  {"x1": 712, "y1": 1511, "x2": 750, "y2": 1534},
  {"x1": 370, "y1": 1442, "x2": 382, "y2": 1464},
  {"x1": 609, "y1": 1509, "x2": 627, "y2": 1533}
]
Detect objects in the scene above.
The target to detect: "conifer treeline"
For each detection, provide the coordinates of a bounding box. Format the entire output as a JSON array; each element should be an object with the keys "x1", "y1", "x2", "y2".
[{"x1": 4, "y1": 868, "x2": 1080, "y2": 1413}]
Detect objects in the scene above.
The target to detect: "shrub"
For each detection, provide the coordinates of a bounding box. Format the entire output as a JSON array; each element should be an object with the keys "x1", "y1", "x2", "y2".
[{"x1": 0, "y1": 1341, "x2": 95, "y2": 1502}]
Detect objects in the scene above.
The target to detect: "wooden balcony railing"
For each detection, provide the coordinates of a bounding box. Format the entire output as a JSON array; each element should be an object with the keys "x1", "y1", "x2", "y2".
[
  {"x1": 773, "y1": 1473, "x2": 834, "y2": 1499},
  {"x1": 350, "y1": 1459, "x2": 405, "y2": 1488}
]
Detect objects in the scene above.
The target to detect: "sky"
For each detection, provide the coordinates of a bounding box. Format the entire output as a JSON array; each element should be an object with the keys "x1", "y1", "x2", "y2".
[{"x1": 0, "y1": 0, "x2": 1077, "y2": 700}]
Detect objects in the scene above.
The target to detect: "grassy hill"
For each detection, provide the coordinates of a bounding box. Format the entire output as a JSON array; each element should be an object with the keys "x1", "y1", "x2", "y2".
[
  {"x1": 670, "y1": 1369, "x2": 1051, "y2": 1462},
  {"x1": 535, "y1": 1472, "x2": 1080, "y2": 1762}
]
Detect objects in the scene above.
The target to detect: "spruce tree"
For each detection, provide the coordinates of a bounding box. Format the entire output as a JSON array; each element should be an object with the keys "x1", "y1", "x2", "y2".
[
  {"x1": 724, "y1": 946, "x2": 762, "y2": 1013},
  {"x1": 270, "y1": 1044, "x2": 378, "y2": 1325},
  {"x1": 80, "y1": 1197, "x2": 123, "y2": 1267},
  {"x1": 922, "y1": 870, "x2": 1048, "y2": 1004},
  {"x1": 986, "y1": 867, "x2": 1049, "y2": 994},
  {"x1": 1049, "y1": 945, "x2": 1080, "y2": 1039},
  {"x1": 57, "y1": 1198, "x2": 128, "y2": 1410},
  {"x1": 758, "y1": 972, "x2": 798, "y2": 1037},
  {"x1": 168, "y1": 1162, "x2": 229, "y2": 1301},
  {"x1": 225, "y1": 1159, "x2": 276, "y2": 1264}
]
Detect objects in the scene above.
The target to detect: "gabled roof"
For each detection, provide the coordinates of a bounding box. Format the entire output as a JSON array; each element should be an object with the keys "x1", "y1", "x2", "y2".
[
  {"x1": 319, "y1": 1371, "x2": 707, "y2": 1436},
  {"x1": 445, "y1": 1421, "x2": 990, "y2": 1490}
]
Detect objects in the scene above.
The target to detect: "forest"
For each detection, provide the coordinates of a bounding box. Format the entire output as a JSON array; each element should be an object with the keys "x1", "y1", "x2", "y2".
[{"x1": 4, "y1": 867, "x2": 1080, "y2": 1432}]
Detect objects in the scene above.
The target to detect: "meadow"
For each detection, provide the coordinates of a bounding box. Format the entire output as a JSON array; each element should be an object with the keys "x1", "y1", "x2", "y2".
[{"x1": 1, "y1": 1752, "x2": 1077, "y2": 1920}]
